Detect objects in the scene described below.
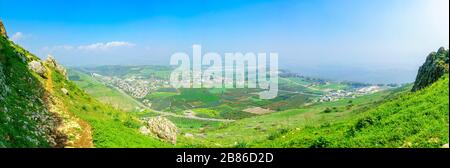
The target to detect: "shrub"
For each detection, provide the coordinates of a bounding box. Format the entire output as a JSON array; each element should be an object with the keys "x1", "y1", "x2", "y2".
[{"x1": 309, "y1": 137, "x2": 331, "y2": 148}]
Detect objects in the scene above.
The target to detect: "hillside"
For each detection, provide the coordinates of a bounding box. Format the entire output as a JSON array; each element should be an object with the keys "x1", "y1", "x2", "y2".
[
  {"x1": 251, "y1": 48, "x2": 449, "y2": 148},
  {"x1": 0, "y1": 33, "x2": 170, "y2": 147},
  {"x1": 259, "y1": 75, "x2": 449, "y2": 148},
  {"x1": 68, "y1": 69, "x2": 143, "y2": 112},
  {"x1": 258, "y1": 48, "x2": 449, "y2": 148},
  {"x1": 1, "y1": 36, "x2": 62, "y2": 147}
]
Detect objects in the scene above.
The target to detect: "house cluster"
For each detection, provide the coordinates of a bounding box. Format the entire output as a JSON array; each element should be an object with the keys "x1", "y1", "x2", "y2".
[
  {"x1": 91, "y1": 73, "x2": 174, "y2": 99},
  {"x1": 318, "y1": 85, "x2": 382, "y2": 102},
  {"x1": 92, "y1": 73, "x2": 150, "y2": 99}
]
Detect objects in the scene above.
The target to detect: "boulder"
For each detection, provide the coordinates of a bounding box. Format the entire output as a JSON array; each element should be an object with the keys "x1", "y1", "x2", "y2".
[
  {"x1": 45, "y1": 55, "x2": 67, "y2": 79},
  {"x1": 184, "y1": 133, "x2": 194, "y2": 138},
  {"x1": 61, "y1": 88, "x2": 69, "y2": 95},
  {"x1": 146, "y1": 116, "x2": 178, "y2": 144},
  {"x1": 28, "y1": 60, "x2": 47, "y2": 78},
  {"x1": 139, "y1": 126, "x2": 151, "y2": 135},
  {"x1": 44, "y1": 55, "x2": 58, "y2": 67}
]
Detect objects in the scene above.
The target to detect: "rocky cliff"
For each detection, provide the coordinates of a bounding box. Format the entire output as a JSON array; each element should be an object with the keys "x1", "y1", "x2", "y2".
[
  {"x1": 0, "y1": 20, "x2": 7, "y2": 39},
  {"x1": 412, "y1": 47, "x2": 449, "y2": 91}
]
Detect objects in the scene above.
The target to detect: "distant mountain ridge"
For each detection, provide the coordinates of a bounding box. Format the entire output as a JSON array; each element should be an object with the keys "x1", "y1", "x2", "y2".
[{"x1": 412, "y1": 47, "x2": 449, "y2": 91}]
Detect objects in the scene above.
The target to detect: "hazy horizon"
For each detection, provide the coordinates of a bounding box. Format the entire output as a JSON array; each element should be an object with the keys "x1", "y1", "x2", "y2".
[{"x1": 1, "y1": 0, "x2": 449, "y2": 83}]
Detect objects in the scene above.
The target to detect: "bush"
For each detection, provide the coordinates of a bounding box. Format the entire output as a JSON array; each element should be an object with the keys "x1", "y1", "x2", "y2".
[
  {"x1": 233, "y1": 141, "x2": 248, "y2": 148},
  {"x1": 309, "y1": 137, "x2": 331, "y2": 148},
  {"x1": 267, "y1": 128, "x2": 289, "y2": 140}
]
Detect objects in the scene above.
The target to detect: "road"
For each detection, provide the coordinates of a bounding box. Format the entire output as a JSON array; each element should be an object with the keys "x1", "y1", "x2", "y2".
[
  {"x1": 104, "y1": 82, "x2": 235, "y2": 122},
  {"x1": 278, "y1": 89, "x2": 322, "y2": 96}
]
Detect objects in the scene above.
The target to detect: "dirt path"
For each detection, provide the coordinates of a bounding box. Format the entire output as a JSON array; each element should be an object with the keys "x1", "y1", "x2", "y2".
[
  {"x1": 45, "y1": 68, "x2": 94, "y2": 148},
  {"x1": 72, "y1": 119, "x2": 94, "y2": 148}
]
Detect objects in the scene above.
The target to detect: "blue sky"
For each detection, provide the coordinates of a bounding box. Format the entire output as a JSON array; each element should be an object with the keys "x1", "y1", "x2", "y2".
[{"x1": 0, "y1": 0, "x2": 449, "y2": 83}]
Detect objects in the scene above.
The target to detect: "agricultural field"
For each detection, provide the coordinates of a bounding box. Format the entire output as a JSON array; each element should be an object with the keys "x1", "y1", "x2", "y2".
[
  {"x1": 68, "y1": 69, "x2": 143, "y2": 112},
  {"x1": 2, "y1": 32, "x2": 448, "y2": 148},
  {"x1": 2, "y1": 0, "x2": 448, "y2": 151},
  {"x1": 70, "y1": 66, "x2": 390, "y2": 121},
  {"x1": 64, "y1": 64, "x2": 437, "y2": 148}
]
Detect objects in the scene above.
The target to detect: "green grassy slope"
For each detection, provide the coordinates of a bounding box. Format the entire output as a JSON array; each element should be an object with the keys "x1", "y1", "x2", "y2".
[
  {"x1": 51, "y1": 70, "x2": 171, "y2": 147},
  {"x1": 68, "y1": 69, "x2": 142, "y2": 112},
  {"x1": 261, "y1": 75, "x2": 449, "y2": 148},
  {"x1": 176, "y1": 88, "x2": 397, "y2": 147},
  {"x1": 1, "y1": 36, "x2": 170, "y2": 147},
  {"x1": 1, "y1": 36, "x2": 57, "y2": 147}
]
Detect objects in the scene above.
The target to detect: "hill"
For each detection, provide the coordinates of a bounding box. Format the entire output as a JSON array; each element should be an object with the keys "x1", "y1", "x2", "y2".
[
  {"x1": 412, "y1": 47, "x2": 449, "y2": 91},
  {"x1": 0, "y1": 32, "x2": 170, "y2": 147},
  {"x1": 68, "y1": 69, "x2": 143, "y2": 112},
  {"x1": 259, "y1": 72, "x2": 449, "y2": 147}
]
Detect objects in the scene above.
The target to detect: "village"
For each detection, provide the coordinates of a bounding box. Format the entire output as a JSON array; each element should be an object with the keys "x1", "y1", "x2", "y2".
[
  {"x1": 91, "y1": 73, "x2": 170, "y2": 99},
  {"x1": 318, "y1": 85, "x2": 383, "y2": 102}
]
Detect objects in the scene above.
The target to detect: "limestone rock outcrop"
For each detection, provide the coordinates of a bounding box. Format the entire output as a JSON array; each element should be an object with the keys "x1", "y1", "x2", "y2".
[
  {"x1": 45, "y1": 55, "x2": 67, "y2": 79},
  {"x1": 412, "y1": 47, "x2": 449, "y2": 91},
  {"x1": 144, "y1": 116, "x2": 178, "y2": 144},
  {"x1": 28, "y1": 60, "x2": 47, "y2": 78},
  {"x1": 0, "y1": 20, "x2": 7, "y2": 39}
]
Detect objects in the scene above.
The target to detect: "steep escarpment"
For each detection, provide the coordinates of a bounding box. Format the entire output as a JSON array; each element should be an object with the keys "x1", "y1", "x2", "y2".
[{"x1": 412, "y1": 47, "x2": 449, "y2": 91}]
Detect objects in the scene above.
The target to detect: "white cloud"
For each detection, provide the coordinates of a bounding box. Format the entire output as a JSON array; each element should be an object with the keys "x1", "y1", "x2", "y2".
[
  {"x1": 42, "y1": 41, "x2": 136, "y2": 54},
  {"x1": 43, "y1": 45, "x2": 74, "y2": 52},
  {"x1": 77, "y1": 41, "x2": 135, "y2": 50},
  {"x1": 11, "y1": 32, "x2": 25, "y2": 42}
]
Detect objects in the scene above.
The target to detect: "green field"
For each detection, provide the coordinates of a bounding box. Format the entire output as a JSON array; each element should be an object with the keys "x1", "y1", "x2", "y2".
[
  {"x1": 3, "y1": 34, "x2": 448, "y2": 148},
  {"x1": 52, "y1": 69, "x2": 171, "y2": 147},
  {"x1": 261, "y1": 75, "x2": 449, "y2": 148},
  {"x1": 68, "y1": 69, "x2": 142, "y2": 112},
  {"x1": 64, "y1": 64, "x2": 449, "y2": 148},
  {"x1": 176, "y1": 87, "x2": 399, "y2": 147}
]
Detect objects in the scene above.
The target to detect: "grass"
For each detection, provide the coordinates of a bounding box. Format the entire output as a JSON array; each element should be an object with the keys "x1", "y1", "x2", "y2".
[
  {"x1": 68, "y1": 69, "x2": 142, "y2": 112},
  {"x1": 259, "y1": 75, "x2": 449, "y2": 148},
  {"x1": 4, "y1": 32, "x2": 448, "y2": 148},
  {"x1": 175, "y1": 87, "x2": 403, "y2": 147},
  {"x1": 1, "y1": 36, "x2": 173, "y2": 147},
  {"x1": 145, "y1": 92, "x2": 178, "y2": 99},
  {"x1": 1, "y1": 36, "x2": 53, "y2": 147},
  {"x1": 192, "y1": 108, "x2": 220, "y2": 118},
  {"x1": 167, "y1": 116, "x2": 222, "y2": 131},
  {"x1": 51, "y1": 70, "x2": 172, "y2": 147},
  {"x1": 176, "y1": 88, "x2": 220, "y2": 104}
]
